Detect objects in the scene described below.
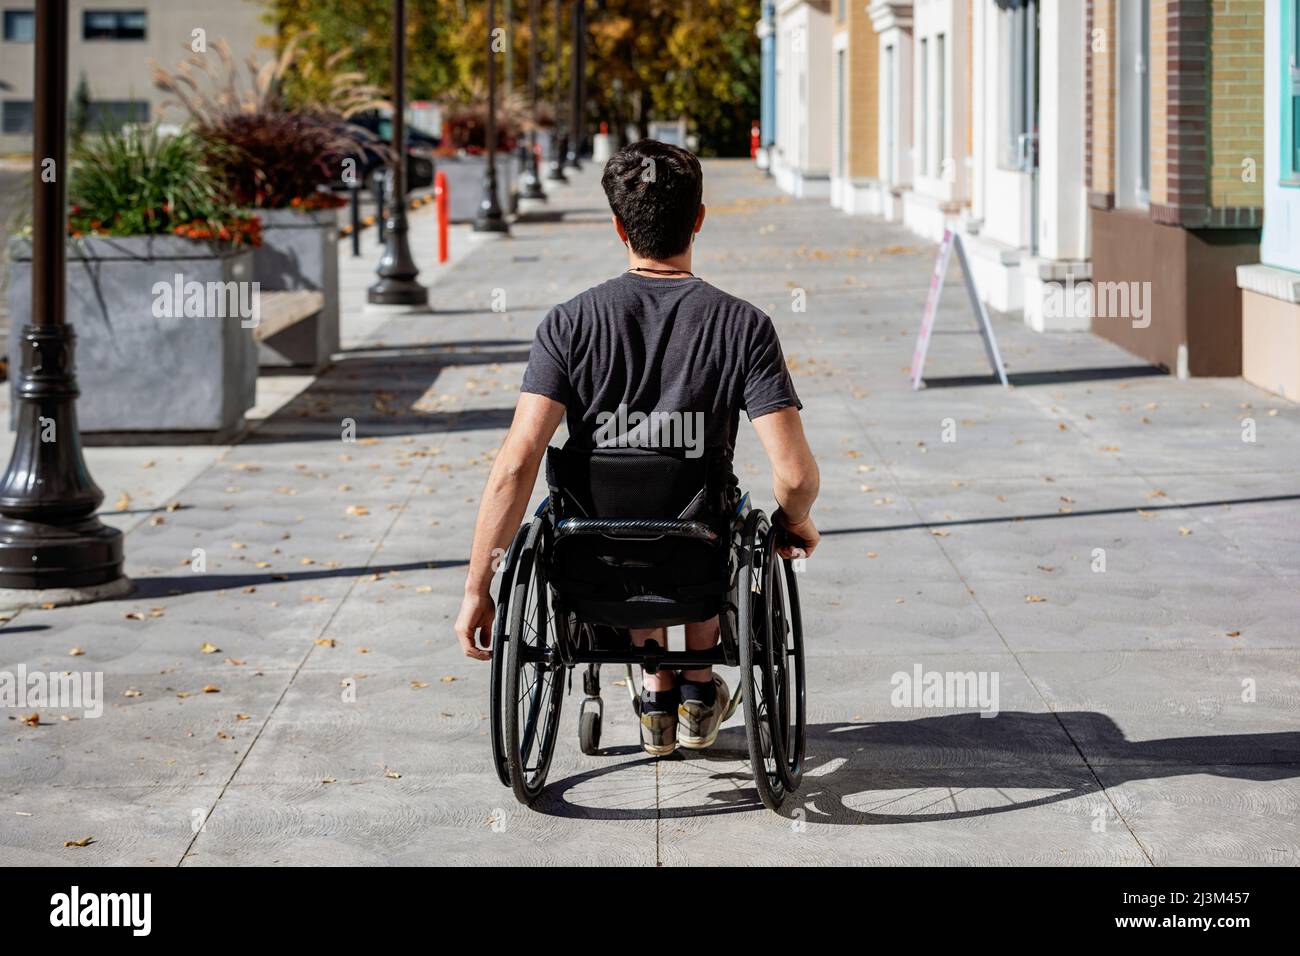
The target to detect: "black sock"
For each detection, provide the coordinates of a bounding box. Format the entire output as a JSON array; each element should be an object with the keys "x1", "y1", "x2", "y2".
[
  {"x1": 641, "y1": 686, "x2": 679, "y2": 714},
  {"x1": 679, "y1": 678, "x2": 716, "y2": 708}
]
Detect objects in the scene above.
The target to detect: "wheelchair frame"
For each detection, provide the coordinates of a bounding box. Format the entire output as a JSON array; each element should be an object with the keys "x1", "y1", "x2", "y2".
[{"x1": 489, "y1": 496, "x2": 806, "y2": 812}]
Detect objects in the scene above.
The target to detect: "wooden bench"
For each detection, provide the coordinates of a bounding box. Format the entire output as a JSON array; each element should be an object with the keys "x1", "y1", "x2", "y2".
[{"x1": 253, "y1": 290, "x2": 329, "y2": 372}]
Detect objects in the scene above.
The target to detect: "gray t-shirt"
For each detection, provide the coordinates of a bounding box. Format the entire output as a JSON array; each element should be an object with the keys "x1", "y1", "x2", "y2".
[{"x1": 520, "y1": 272, "x2": 801, "y2": 460}]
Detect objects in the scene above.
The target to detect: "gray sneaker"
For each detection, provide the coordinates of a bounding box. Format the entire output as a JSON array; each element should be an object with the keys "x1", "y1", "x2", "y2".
[{"x1": 678, "y1": 674, "x2": 730, "y2": 750}]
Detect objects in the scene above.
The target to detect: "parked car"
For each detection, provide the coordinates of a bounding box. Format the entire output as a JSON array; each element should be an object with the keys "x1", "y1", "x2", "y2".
[
  {"x1": 329, "y1": 123, "x2": 434, "y2": 192},
  {"x1": 349, "y1": 109, "x2": 442, "y2": 150}
]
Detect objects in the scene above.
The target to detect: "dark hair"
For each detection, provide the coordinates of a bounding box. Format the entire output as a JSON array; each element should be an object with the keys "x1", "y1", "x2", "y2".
[{"x1": 601, "y1": 140, "x2": 703, "y2": 259}]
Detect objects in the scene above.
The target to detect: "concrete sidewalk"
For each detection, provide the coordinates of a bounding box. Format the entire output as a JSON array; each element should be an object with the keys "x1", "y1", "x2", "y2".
[{"x1": 1, "y1": 161, "x2": 1297, "y2": 866}]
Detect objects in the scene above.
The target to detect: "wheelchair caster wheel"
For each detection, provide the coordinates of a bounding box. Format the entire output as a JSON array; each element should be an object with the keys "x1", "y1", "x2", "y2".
[{"x1": 579, "y1": 700, "x2": 602, "y2": 755}]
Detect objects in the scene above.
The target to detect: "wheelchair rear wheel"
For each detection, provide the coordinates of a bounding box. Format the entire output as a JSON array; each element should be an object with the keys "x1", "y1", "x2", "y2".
[
  {"x1": 489, "y1": 523, "x2": 531, "y2": 788},
  {"x1": 737, "y1": 510, "x2": 806, "y2": 810},
  {"x1": 497, "y1": 517, "x2": 565, "y2": 804}
]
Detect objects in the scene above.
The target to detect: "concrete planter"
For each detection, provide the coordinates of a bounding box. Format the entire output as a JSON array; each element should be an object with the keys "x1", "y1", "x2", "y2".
[
  {"x1": 249, "y1": 207, "x2": 340, "y2": 371},
  {"x1": 6, "y1": 235, "x2": 257, "y2": 437},
  {"x1": 436, "y1": 154, "x2": 517, "y2": 222}
]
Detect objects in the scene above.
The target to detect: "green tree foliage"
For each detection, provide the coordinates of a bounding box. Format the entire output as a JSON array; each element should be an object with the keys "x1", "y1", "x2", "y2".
[{"x1": 261, "y1": 0, "x2": 760, "y2": 156}]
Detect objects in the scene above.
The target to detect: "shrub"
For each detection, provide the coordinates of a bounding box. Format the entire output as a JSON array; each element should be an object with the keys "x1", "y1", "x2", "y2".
[
  {"x1": 66, "y1": 125, "x2": 261, "y2": 247},
  {"x1": 152, "y1": 37, "x2": 374, "y2": 210}
]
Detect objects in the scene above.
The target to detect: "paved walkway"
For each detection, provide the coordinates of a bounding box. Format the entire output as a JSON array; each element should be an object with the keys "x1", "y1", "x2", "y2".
[{"x1": 2, "y1": 161, "x2": 1297, "y2": 866}]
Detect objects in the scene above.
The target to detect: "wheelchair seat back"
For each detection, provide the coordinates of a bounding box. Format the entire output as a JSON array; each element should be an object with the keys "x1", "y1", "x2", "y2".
[{"x1": 545, "y1": 445, "x2": 736, "y2": 629}]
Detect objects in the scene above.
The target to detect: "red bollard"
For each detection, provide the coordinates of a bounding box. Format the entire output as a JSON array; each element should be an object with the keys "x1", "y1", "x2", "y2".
[
  {"x1": 751, "y1": 120, "x2": 760, "y2": 159},
  {"x1": 435, "y1": 170, "x2": 449, "y2": 264}
]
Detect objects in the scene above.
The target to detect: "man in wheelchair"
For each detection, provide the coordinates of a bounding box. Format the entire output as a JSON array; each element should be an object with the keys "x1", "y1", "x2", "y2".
[{"x1": 455, "y1": 140, "x2": 820, "y2": 760}]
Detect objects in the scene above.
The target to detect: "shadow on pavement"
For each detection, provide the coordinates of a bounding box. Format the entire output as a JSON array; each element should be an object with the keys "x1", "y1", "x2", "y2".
[
  {"x1": 922, "y1": 364, "x2": 1167, "y2": 388},
  {"x1": 119, "y1": 559, "x2": 467, "y2": 599},
  {"x1": 823, "y1": 492, "x2": 1300, "y2": 537},
  {"x1": 535, "y1": 712, "x2": 1300, "y2": 823},
  {"x1": 242, "y1": 342, "x2": 528, "y2": 444}
]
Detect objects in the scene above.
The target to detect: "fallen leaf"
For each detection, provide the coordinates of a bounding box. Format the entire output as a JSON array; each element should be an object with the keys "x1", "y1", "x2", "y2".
[
  {"x1": 440, "y1": 675, "x2": 458, "y2": 683},
  {"x1": 384, "y1": 767, "x2": 402, "y2": 780},
  {"x1": 124, "y1": 612, "x2": 144, "y2": 621},
  {"x1": 20, "y1": 712, "x2": 39, "y2": 727},
  {"x1": 314, "y1": 638, "x2": 336, "y2": 648},
  {"x1": 64, "y1": 836, "x2": 95, "y2": 848},
  {"x1": 68, "y1": 647, "x2": 84, "y2": 657},
  {"x1": 114, "y1": 492, "x2": 131, "y2": 512},
  {"x1": 1179, "y1": 527, "x2": 1192, "y2": 536},
  {"x1": 410, "y1": 680, "x2": 430, "y2": 689},
  {"x1": 123, "y1": 688, "x2": 142, "y2": 698},
  {"x1": 235, "y1": 713, "x2": 251, "y2": 721},
  {"x1": 346, "y1": 505, "x2": 370, "y2": 517},
  {"x1": 1226, "y1": 630, "x2": 1241, "y2": 638},
  {"x1": 1025, "y1": 595, "x2": 1047, "y2": 604},
  {"x1": 930, "y1": 529, "x2": 949, "y2": 537},
  {"x1": 866, "y1": 551, "x2": 878, "y2": 559},
  {"x1": 201, "y1": 684, "x2": 221, "y2": 694}
]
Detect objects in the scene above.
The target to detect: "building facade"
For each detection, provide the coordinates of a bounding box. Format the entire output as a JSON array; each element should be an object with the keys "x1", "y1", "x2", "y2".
[
  {"x1": 1237, "y1": 0, "x2": 1300, "y2": 399},
  {"x1": 1086, "y1": 0, "x2": 1264, "y2": 377},
  {"x1": 829, "y1": 0, "x2": 884, "y2": 213},
  {"x1": 0, "y1": 0, "x2": 264, "y2": 154},
  {"x1": 960, "y1": 0, "x2": 1091, "y2": 330},
  {"x1": 771, "y1": 0, "x2": 835, "y2": 197}
]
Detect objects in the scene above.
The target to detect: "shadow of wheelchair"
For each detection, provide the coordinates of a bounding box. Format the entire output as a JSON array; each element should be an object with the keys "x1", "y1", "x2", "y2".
[{"x1": 533, "y1": 711, "x2": 1300, "y2": 824}]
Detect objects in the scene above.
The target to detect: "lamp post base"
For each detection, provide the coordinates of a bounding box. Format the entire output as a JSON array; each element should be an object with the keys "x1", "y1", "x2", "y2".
[
  {"x1": 367, "y1": 278, "x2": 429, "y2": 307},
  {"x1": 0, "y1": 574, "x2": 133, "y2": 612},
  {"x1": 0, "y1": 513, "x2": 127, "y2": 595}
]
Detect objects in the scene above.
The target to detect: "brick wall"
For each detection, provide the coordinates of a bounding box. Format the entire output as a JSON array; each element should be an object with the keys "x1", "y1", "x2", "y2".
[
  {"x1": 847, "y1": 0, "x2": 880, "y2": 179},
  {"x1": 1151, "y1": 0, "x2": 1170, "y2": 206},
  {"x1": 1089, "y1": 0, "x2": 1117, "y2": 204},
  {"x1": 1207, "y1": 0, "x2": 1264, "y2": 210}
]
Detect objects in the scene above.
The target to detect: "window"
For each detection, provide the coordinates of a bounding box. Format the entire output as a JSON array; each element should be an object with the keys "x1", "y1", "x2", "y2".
[
  {"x1": 1000, "y1": 0, "x2": 1039, "y2": 169},
  {"x1": 1116, "y1": 0, "x2": 1150, "y2": 208},
  {"x1": 86, "y1": 99, "x2": 149, "y2": 130},
  {"x1": 1139, "y1": 0, "x2": 1150, "y2": 202},
  {"x1": 937, "y1": 33, "x2": 947, "y2": 179},
  {"x1": 1, "y1": 100, "x2": 33, "y2": 134},
  {"x1": 1284, "y1": 0, "x2": 1300, "y2": 183},
  {"x1": 3, "y1": 9, "x2": 34, "y2": 41},
  {"x1": 837, "y1": 49, "x2": 847, "y2": 176},
  {"x1": 82, "y1": 9, "x2": 146, "y2": 41},
  {"x1": 919, "y1": 37, "x2": 928, "y2": 176},
  {"x1": 884, "y1": 44, "x2": 896, "y2": 182}
]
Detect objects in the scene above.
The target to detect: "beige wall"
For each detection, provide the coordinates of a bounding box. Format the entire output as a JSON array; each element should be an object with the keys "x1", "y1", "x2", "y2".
[{"x1": 1, "y1": 0, "x2": 267, "y2": 153}]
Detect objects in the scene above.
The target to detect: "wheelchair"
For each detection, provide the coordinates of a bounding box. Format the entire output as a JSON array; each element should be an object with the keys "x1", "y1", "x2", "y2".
[{"x1": 488, "y1": 445, "x2": 806, "y2": 812}]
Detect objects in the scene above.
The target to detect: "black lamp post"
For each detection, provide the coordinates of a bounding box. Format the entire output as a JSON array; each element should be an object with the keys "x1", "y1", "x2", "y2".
[
  {"x1": 0, "y1": 0, "x2": 128, "y2": 602},
  {"x1": 546, "y1": 0, "x2": 568, "y2": 183},
  {"x1": 563, "y1": 0, "x2": 584, "y2": 172},
  {"x1": 518, "y1": 0, "x2": 547, "y2": 201},
  {"x1": 474, "y1": 0, "x2": 509, "y2": 232},
  {"x1": 368, "y1": 0, "x2": 428, "y2": 306}
]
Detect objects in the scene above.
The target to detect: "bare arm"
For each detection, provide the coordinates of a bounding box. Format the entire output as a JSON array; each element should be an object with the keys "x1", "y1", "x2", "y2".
[
  {"x1": 455, "y1": 392, "x2": 566, "y2": 659},
  {"x1": 751, "y1": 406, "x2": 821, "y2": 558}
]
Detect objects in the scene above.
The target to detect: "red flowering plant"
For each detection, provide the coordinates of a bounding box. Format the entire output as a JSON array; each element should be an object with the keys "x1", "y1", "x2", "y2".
[{"x1": 67, "y1": 125, "x2": 261, "y2": 248}]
